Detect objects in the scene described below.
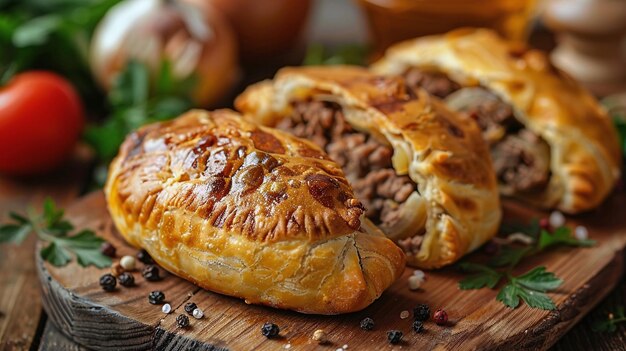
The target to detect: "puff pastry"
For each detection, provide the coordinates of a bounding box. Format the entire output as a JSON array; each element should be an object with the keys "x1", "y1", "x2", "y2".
[
  {"x1": 235, "y1": 66, "x2": 501, "y2": 268},
  {"x1": 105, "y1": 109, "x2": 405, "y2": 314},
  {"x1": 372, "y1": 28, "x2": 622, "y2": 213}
]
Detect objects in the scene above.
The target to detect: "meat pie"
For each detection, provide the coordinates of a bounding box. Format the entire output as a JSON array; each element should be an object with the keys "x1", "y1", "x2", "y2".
[
  {"x1": 372, "y1": 28, "x2": 622, "y2": 213},
  {"x1": 236, "y1": 66, "x2": 501, "y2": 268},
  {"x1": 105, "y1": 109, "x2": 405, "y2": 314}
]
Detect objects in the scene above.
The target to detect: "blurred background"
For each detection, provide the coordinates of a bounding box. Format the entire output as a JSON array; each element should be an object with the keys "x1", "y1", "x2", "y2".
[{"x1": 0, "y1": 0, "x2": 624, "y2": 180}]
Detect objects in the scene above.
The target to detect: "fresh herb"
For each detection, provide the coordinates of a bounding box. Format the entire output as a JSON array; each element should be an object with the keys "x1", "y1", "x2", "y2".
[
  {"x1": 303, "y1": 43, "x2": 369, "y2": 66},
  {"x1": 592, "y1": 306, "x2": 626, "y2": 333},
  {"x1": 458, "y1": 223, "x2": 594, "y2": 310},
  {"x1": 84, "y1": 60, "x2": 195, "y2": 163},
  {"x1": 0, "y1": 198, "x2": 111, "y2": 268},
  {"x1": 602, "y1": 97, "x2": 626, "y2": 162},
  {"x1": 0, "y1": 0, "x2": 120, "y2": 107}
]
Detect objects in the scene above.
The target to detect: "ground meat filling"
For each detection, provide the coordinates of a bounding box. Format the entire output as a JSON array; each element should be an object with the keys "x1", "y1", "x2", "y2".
[
  {"x1": 276, "y1": 99, "x2": 417, "y2": 229},
  {"x1": 402, "y1": 68, "x2": 551, "y2": 194}
]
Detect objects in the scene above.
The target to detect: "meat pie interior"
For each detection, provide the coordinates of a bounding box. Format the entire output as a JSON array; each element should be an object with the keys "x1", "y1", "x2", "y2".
[
  {"x1": 372, "y1": 28, "x2": 622, "y2": 213},
  {"x1": 236, "y1": 66, "x2": 501, "y2": 268}
]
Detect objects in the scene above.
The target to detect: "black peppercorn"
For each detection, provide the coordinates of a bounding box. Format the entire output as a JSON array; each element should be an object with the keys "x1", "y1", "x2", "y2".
[
  {"x1": 184, "y1": 302, "x2": 198, "y2": 315},
  {"x1": 118, "y1": 272, "x2": 135, "y2": 287},
  {"x1": 359, "y1": 317, "x2": 375, "y2": 331},
  {"x1": 142, "y1": 264, "x2": 160, "y2": 281},
  {"x1": 261, "y1": 322, "x2": 279, "y2": 338},
  {"x1": 387, "y1": 330, "x2": 403, "y2": 344},
  {"x1": 99, "y1": 274, "x2": 116, "y2": 291},
  {"x1": 176, "y1": 314, "x2": 190, "y2": 328},
  {"x1": 148, "y1": 290, "x2": 165, "y2": 305},
  {"x1": 413, "y1": 303, "x2": 430, "y2": 322},
  {"x1": 136, "y1": 249, "x2": 154, "y2": 264},
  {"x1": 100, "y1": 242, "x2": 116, "y2": 258},
  {"x1": 412, "y1": 320, "x2": 424, "y2": 333}
]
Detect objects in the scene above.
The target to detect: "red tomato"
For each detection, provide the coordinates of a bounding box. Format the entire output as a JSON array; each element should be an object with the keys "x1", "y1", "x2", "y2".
[{"x1": 0, "y1": 71, "x2": 84, "y2": 175}]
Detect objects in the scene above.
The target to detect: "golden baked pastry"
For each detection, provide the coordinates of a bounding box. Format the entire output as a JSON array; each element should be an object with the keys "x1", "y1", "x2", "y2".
[
  {"x1": 372, "y1": 28, "x2": 622, "y2": 213},
  {"x1": 235, "y1": 66, "x2": 501, "y2": 268},
  {"x1": 105, "y1": 109, "x2": 405, "y2": 314}
]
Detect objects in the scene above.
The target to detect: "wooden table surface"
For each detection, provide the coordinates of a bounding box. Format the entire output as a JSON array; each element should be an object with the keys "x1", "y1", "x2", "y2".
[
  {"x1": 1, "y1": 1, "x2": 625, "y2": 349},
  {"x1": 0, "y1": 155, "x2": 624, "y2": 351}
]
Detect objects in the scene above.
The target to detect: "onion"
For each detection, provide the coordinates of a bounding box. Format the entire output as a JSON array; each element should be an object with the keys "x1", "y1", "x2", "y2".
[{"x1": 90, "y1": 0, "x2": 239, "y2": 107}]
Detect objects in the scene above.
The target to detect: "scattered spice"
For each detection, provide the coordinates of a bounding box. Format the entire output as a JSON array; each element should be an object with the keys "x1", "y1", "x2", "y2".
[
  {"x1": 539, "y1": 217, "x2": 551, "y2": 232},
  {"x1": 111, "y1": 262, "x2": 124, "y2": 277},
  {"x1": 162, "y1": 303, "x2": 172, "y2": 314},
  {"x1": 549, "y1": 211, "x2": 565, "y2": 228},
  {"x1": 408, "y1": 275, "x2": 423, "y2": 290},
  {"x1": 142, "y1": 264, "x2": 160, "y2": 281},
  {"x1": 136, "y1": 249, "x2": 154, "y2": 264},
  {"x1": 261, "y1": 322, "x2": 280, "y2": 338},
  {"x1": 434, "y1": 309, "x2": 448, "y2": 325},
  {"x1": 400, "y1": 310, "x2": 410, "y2": 319},
  {"x1": 120, "y1": 255, "x2": 136, "y2": 271},
  {"x1": 184, "y1": 302, "x2": 198, "y2": 315},
  {"x1": 574, "y1": 225, "x2": 589, "y2": 240},
  {"x1": 118, "y1": 272, "x2": 135, "y2": 287},
  {"x1": 192, "y1": 308, "x2": 204, "y2": 319},
  {"x1": 412, "y1": 320, "x2": 424, "y2": 333},
  {"x1": 100, "y1": 242, "x2": 116, "y2": 258},
  {"x1": 359, "y1": 317, "x2": 375, "y2": 331},
  {"x1": 99, "y1": 274, "x2": 116, "y2": 292},
  {"x1": 176, "y1": 314, "x2": 190, "y2": 328},
  {"x1": 148, "y1": 291, "x2": 165, "y2": 305},
  {"x1": 413, "y1": 304, "x2": 430, "y2": 321},
  {"x1": 312, "y1": 329, "x2": 328, "y2": 344},
  {"x1": 386, "y1": 330, "x2": 403, "y2": 344}
]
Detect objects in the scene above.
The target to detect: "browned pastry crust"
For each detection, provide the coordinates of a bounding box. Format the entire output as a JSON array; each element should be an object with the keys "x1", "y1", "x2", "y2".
[
  {"x1": 235, "y1": 66, "x2": 501, "y2": 268},
  {"x1": 372, "y1": 28, "x2": 622, "y2": 213},
  {"x1": 105, "y1": 109, "x2": 405, "y2": 314}
]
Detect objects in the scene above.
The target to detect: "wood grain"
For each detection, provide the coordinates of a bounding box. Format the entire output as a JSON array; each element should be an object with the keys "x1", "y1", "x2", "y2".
[
  {"x1": 39, "y1": 191, "x2": 626, "y2": 351},
  {"x1": 0, "y1": 150, "x2": 90, "y2": 351}
]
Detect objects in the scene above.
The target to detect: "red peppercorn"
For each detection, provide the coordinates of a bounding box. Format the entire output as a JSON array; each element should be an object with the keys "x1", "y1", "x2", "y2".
[
  {"x1": 433, "y1": 309, "x2": 448, "y2": 325},
  {"x1": 100, "y1": 242, "x2": 116, "y2": 258},
  {"x1": 539, "y1": 218, "x2": 552, "y2": 232}
]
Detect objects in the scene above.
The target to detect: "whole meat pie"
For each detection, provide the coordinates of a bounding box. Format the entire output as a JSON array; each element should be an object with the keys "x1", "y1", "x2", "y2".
[
  {"x1": 372, "y1": 28, "x2": 622, "y2": 214},
  {"x1": 236, "y1": 66, "x2": 501, "y2": 268},
  {"x1": 105, "y1": 109, "x2": 405, "y2": 314}
]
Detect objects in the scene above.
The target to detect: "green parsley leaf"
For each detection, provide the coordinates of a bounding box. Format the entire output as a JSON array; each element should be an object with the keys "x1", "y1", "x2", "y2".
[
  {"x1": 489, "y1": 245, "x2": 533, "y2": 268},
  {"x1": 0, "y1": 223, "x2": 32, "y2": 244},
  {"x1": 55, "y1": 230, "x2": 111, "y2": 268},
  {"x1": 497, "y1": 267, "x2": 561, "y2": 310},
  {"x1": 514, "y1": 266, "x2": 563, "y2": 292},
  {"x1": 458, "y1": 262, "x2": 502, "y2": 290},
  {"x1": 40, "y1": 241, "x2": 72, "y2": 266},
  {"x1": 0, "y1": 200, "x2": 110, "y2": 267},
  {"x1": 538, "y1": 227, "x2": 595, "y2": 250},
  {"x1": 496, "y1": 283, "x2": 522, "y2": 308}
]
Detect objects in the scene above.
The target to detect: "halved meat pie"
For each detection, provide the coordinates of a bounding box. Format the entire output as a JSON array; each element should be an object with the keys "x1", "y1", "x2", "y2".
[
  {"x1": 372, "y1": 28, "x2": 622, "y2": 213},
  {"x1": 236, "y1": 66, "x2": 501, "y2": 268}
]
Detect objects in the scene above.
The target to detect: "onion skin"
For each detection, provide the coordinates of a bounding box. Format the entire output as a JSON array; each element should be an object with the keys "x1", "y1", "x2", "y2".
[
  {"x1": 207, "y1": 0, "x2": 312, "y2": 61},
  {"x1": 90, "y1": 0, "x2": 239, "y2": 107}
]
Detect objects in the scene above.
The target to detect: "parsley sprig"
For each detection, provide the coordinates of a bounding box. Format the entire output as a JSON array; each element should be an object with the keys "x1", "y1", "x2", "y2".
[
  {"x1": 0, "y1": 198, "x2": 111, "y2": 268},
  {"x1": 593, "y1": 306, "x2": 626, "y2": 333},
  {"x1": 459, "y1": 221, "x2": 594, "y2": 310}
]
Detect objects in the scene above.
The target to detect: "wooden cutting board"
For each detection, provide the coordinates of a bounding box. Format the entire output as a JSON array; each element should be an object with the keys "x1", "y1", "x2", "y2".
[{"x1": 37, "y1": 191, "x2": 626, "y2": 351}]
